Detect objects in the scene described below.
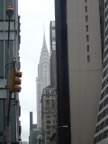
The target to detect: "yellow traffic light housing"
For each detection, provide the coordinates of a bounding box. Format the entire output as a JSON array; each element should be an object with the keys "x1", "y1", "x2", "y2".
[{"x1": 9, "y1": 68, "x2": 22, "y2": 93}]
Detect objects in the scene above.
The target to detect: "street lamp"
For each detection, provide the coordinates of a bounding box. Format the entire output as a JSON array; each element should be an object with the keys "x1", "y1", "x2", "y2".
[{"x1": 58, "y1": 125, "x2": 68, "y2": 128}]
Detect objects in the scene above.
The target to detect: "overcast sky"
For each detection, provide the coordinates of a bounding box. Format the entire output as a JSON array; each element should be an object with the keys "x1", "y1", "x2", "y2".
[{"x1": 18, "y1": 0, "x2": 55, "y2": 141}]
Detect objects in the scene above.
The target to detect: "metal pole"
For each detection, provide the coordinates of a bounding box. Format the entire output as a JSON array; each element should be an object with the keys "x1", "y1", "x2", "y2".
[
  {"x1": 6, "y1": 17, "x2": 11, "y2": 144},
  {"x1": 5, "y1": 16, "x2": 11, "y2": 144},
  {"x1": 5, "y1": 5, "x2": 14, "y2": 144}
]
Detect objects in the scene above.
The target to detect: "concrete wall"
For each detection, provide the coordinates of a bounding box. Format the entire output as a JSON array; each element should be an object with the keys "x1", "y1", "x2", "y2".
[{"x1": 67, "y1": 0, "x2": 102, "y2": 144}]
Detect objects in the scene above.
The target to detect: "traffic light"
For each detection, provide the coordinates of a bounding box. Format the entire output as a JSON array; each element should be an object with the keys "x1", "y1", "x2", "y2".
[
  {"x1": 6, "y1": 4, "x2": 14, "y2": 17},
  {"x1": 9, "y1": 68, "x2": 22, "y2": 93}
]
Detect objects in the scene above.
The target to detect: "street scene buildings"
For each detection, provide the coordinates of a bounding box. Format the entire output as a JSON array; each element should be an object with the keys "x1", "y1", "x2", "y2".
[{"x1": 1, "y1": 0, "x2": 108, "y2": 144}]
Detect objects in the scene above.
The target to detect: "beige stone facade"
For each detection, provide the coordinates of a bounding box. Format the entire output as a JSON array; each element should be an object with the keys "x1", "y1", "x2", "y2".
[{"x1": 67, "y1": 0, "x2": 102, "y2": 144}]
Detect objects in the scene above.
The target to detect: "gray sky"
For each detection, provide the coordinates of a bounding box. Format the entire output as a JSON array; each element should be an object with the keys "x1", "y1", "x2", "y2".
[{"x1": 18, "y1": 0, "x2": 55, "y2": 141}]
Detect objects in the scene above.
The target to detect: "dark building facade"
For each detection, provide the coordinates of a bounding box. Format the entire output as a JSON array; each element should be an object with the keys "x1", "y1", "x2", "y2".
[
  {"x1": 99, "y1": 0, "x2": 104, "y2": 62},
  {"x1": 55, "y1": 0, "x2": 71, "y2": 144},
  {"x1": 50, "y1": 21, "x2": 57, "y2": 86}
]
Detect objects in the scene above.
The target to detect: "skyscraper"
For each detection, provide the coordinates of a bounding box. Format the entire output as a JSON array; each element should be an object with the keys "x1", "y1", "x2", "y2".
[
  {"x1": 0, "y1": 0, "x2": 21, "y2": 143},
  {"x1": 94, "y1": 1, "x2": 108, "y2": 143},
  {"x1": 36, "y1": 35, "x2": 50, "y2": 129},
  {"x1": 55, "y1": 0, "x2": 102, "y2": 144}
]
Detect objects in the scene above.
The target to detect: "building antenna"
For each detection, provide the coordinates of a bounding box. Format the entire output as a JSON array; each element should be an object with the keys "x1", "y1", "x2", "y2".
[{"x1": 43, "y1": 22, "x2": 45, "y2": 37}]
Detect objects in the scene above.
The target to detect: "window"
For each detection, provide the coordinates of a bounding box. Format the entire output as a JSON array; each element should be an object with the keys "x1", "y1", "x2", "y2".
[
  {"x1": 46, "y1": 120, "x2": 50, "y2": 124},
  {"x1": 86, "y1": 35, "x2": 89, "y2": 42},
  {"x1": 0, "y1": 41, "x2": 4, "y2": 77},
  {"x1": 46, "y1": 100, "x2": 50, "y2": 106},
  {"x1": 47, "y1": 131, "x2": 50, "y2": 135},
  {"x1": 97, "y1": 133, "x2": 102, "y2": 142},
  {"x1": 100, "y1": 121, "x2": 104, "y2": 130},
  {"x1": 87, "y1": 45, "x2": 89, "y2": 52},
  {"x1": 94, "y1": 137, "x2": 97, "y2": 144},
  {"x1": 47, "y1": 126, "x2": 50, "y2": 129},
  {"x1": 97, "y1": 113, "x2": 102, "y2": 122},
  {"x1": 95, "y1": 125, "x2": 100, "y2": 133},
  {"x1": 52, "y1": 30, "x2": 55, "y2": 38},
  {"x1": 99, "y1": 102, "x2": 103, "y2": 111},
  {"x1": 85, "y1": 6, "x2": 88, "y2": 13},
  {"x1": 105, "y1": 118, "x2": 108, "y2": 126},
  {"x1": 52, "y1": 100, "x2": 55, "y2": 107},
  {"x1": 52, "y1": 41, "x2": 56, "y2": 50},
  {"x1": 46, "y1": 115, "x2": 50, "y2": 118},
  {"x1": 86, "y1": 25, "x2": 88, "y2": 32},
  {"x1": 52, "y1": 21, "x2": 55, "y2": 27},
  {"x1": 85, "y1": 15, "x2": 88, "y2": 22},
  {"x1": 52, "y1": 120, "x2": 55, "y2": 124},
  {"x1": 87, "y1": 55, "x2": 90, "y2": 62},
  {"x1": 0, "y1": 1, "x2": 3, "y2": 19},
  {"x1": 103, "y1": 130, "x2": 108, "y2": 139},
  {"x1": 102, "y1": 109, "x2": 107, "y2": 118}
]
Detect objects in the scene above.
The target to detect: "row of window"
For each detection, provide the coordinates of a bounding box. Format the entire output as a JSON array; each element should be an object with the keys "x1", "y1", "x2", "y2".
[
  {"x1": 103, "y1": 57, "x2": 108, "y2": 70},
  {"x1": 105, "y1": 26, "x2": 108, "y2": 39},
  {"x1": 105, "y1": 0, "x2": 108, "y2": 10},
  {"x1": 43, "y1": 109, "x2": 55, "y2": 113},
  {"x1": 45, "y1": 99, "x2": 56, "y2": 107},
  {"x1": 99, "y1": 96, "x2": 108, "y2": 111},
  {"x1": 105, "y1": 8, "x2": 108, "y2": 18},
  {"x1": 46, "y1": 125, "x2": 55, "y2": 129},
  {"x1": 103, "y1": 68, "x2": 108, "y2": 79},
  {"x1": 94, "y1": 129, "x2": 108, "y2": 144},
  {"x1": 97, "y1": 107, "x2": 108, "y2": 122},
  {"x1": 105, "y1": 33, "x2": 108, "y2": 48},
  {"x1": 46, "y1": 120, "x2": 56, "y2": 124},
  {"x1": 101, "y1": 76, "x2": 108, "y2": 91},
  {"x1": 46, "y1": 115, "x2": 55, "y2": 119},
  {"x1": 45, "y1": 90, "x2": 56, "y2": 95},
  {"x1": 95, "y1": 118, "x2": 108, "y2": 134},
  {"x1": 101, "y1": 87, "x2": 108, "y2": 100},
  {"x1": 45, "y1": 95, "x2": 56, "y2": 98},
  {"x1": 104, "y1": 42, "x2": 108, "y2": 59}
]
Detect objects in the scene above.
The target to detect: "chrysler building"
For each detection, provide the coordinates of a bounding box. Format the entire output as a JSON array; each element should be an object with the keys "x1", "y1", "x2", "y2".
[{"x1": 36, "y1": 34, "x2": 50, "y2": 129}]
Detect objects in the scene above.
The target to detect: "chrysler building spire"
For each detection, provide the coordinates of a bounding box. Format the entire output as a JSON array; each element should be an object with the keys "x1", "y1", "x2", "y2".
[{"x1": 36, "y1": 34, "x2": 50, "y2": 129}]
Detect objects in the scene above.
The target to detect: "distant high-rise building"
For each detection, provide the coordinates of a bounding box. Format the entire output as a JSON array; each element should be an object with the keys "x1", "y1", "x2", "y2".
[
  {"x1": 50, "y1": 21, "x2": 56, "y2": 52},
  {"x1": 50, "y1": 21, "x2": 57, "y2": 86},
  {"x1": 55, "y1": 0, "x2": 102, "y2": 144},
  {"x1": 36, "y1": 35, "x2": 50, "y2": 129},
  {"x1": 94, "y1": 1, "x2": 108, "y2": 144},
  {"x1": 29, "y1": 112, "x2": 40, "y2": 144}
]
